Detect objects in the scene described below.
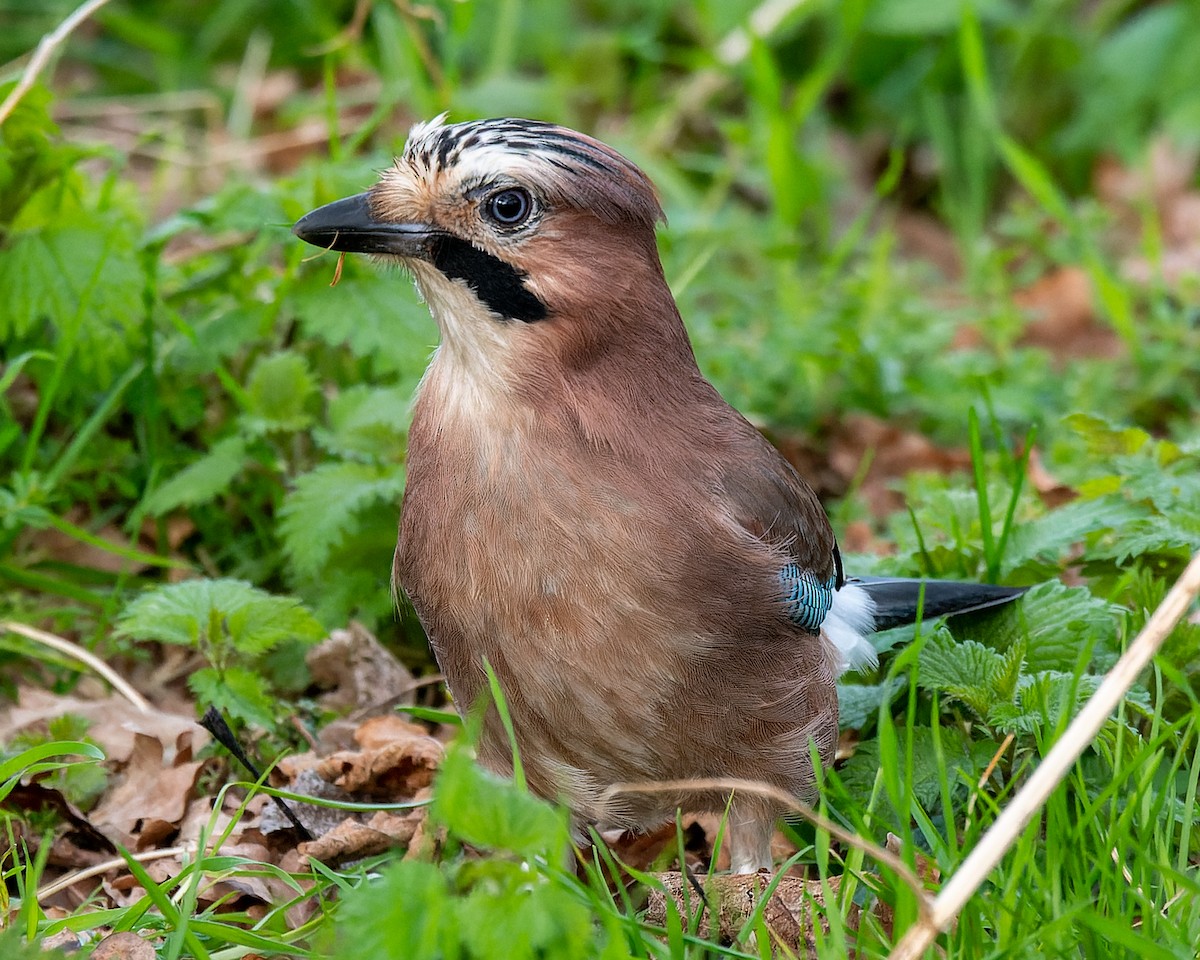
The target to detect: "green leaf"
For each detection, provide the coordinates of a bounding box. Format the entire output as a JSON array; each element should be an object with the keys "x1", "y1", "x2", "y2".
[
  {"x1": 188, "y1": 666, "x2": 279, "y2": 730},
  {"x1": 0, "y1": 218, "x2": 144, "y2": 381},
  {"x1": 116, "y1": 578, "x2": 323, "y2": 655},
  {"x1": 312, "y1": 384, "x2": 411, "y2": 459},
  {"x1": 331, "y1": 860, "x2": 450, "y2": 960},
  {"x1": 431, "y1": 744, "x2": 569, "y2": 861},
  {"x1": 1002, "y1": 498, "x2": 1147, "y2": 576},
  {"x1": 0, "y1": 740, "x2": 105, "y2": 804},
  {"x1": 837, "y1": 676, "x2": 906, "y2": 730},
  {"x1": 458, "y1": 868, "x2": 596, "y2": 959},
  {"x1": 143, "y1": 436, "x2": 248, "y2": 514},
  {"x1": 985, "y1": 669, "x2": 1151, "y2": 737},
  {"x1": 1091, "y1": 514, "x2": 1200, "y2": 565},
  {"x1": 280, "y1": 461, "x2": 406, "y2": 581},
  {"x1": 290, "y1": 271, "x2": 434, "y2": 384},
  {"x1": 918, "y1": 629, "x2": 1006, "y2": 716},
  {"x1": 1065, "y1": 413, "x2": 1151, "y2": 457},
  {"x1": 242, "y1": 350, "x2": 317, "y2": 433},
  {"x1": 955, "y1": 581, "x2": 1121, "y2": 674},
  {"x1": 837, "y1": 726, "x2": 995, "y2": 811}
]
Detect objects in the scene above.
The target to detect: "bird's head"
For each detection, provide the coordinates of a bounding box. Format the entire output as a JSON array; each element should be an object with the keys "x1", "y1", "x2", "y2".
[{"x1": 294, "y1": 117, "x2": 676, "y2": 371}]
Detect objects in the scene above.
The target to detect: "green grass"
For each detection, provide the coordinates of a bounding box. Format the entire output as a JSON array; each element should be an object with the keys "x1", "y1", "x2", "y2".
[{"x1": 3, "y1": 0, "x2": 1200, "y2": 956}]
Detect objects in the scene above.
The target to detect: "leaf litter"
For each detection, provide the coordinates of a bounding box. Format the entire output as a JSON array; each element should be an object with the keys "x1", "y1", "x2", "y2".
[{"x1": 2, "y1": 623, "x2": 442, "y2": 942}]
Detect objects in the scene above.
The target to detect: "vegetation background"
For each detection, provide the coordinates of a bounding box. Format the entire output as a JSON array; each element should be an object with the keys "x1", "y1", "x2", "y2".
[{"x1": 3, "y1": 0, "x2": 1200, "y2": 956}]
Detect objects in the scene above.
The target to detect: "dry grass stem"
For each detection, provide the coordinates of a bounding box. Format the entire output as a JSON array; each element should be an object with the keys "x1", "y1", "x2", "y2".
[
  {"x1": 0, "y1": 0, "x2": 116, "y2": 126},
  {"x1": 3, "y1": 620, "x2": 152, "y2": 713},
  {"x1": 36, "y1": 846, "x2": 188, "y2": 902},
  {"x1": 965, "y1": 731, "x2": 1014, "y2": 818},
  {"x1": 889, "y1": 549, "x2": 1200, "y2": 960}
]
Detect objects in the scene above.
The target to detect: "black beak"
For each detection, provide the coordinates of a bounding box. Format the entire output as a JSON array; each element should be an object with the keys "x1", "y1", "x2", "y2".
[{"x1": 292, "y1": 192, "x2": 439, "y2": 258}]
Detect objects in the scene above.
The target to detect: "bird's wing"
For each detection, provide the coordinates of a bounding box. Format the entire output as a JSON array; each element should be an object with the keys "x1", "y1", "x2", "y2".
[{"x1": 714, "y1": 421, "x2": 841, "y2": 629}]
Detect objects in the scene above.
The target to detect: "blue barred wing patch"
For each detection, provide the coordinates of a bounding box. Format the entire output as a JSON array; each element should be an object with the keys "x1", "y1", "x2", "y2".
[{"x1": 778, "y1": 563, "x2": 837, "y2": 633}]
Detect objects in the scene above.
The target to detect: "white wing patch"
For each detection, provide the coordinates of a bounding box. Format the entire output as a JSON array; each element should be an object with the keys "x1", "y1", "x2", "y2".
[{"x1": 824, "y1": 583, "x2": 878, "y2": 673}]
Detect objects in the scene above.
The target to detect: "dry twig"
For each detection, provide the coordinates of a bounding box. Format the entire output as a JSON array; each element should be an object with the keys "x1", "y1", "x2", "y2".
[{"x1": 888, "y1": 550, "x2": 1200, "y2": 960}]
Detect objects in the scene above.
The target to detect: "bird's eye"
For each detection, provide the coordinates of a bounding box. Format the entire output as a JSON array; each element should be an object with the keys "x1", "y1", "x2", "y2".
[{"x1": 485, "y1": 188, "x2": 532, "y2": 226}]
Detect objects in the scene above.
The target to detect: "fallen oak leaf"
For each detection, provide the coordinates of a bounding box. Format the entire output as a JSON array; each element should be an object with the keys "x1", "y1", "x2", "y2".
[
  {"x1": 298, "y1": 809, "x2": 424, "y2": 866},
  {"x1": 315, "y1": 725, "x2": 443, "y2": 796},
  {"x1": 90, "y1": 733, "x2": 204, "y2": 847},
  {"x1": 643, "y1": 872, "x2": 847, "y2": 958},
  {"x1": 91, "y1": 931, "x2": 156, "y2": 960}
]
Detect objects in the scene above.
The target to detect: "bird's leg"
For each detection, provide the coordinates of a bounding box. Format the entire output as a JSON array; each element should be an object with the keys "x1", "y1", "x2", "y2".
[{"x1": 728, "y1": 809, "x2": 774, "y2": 874}]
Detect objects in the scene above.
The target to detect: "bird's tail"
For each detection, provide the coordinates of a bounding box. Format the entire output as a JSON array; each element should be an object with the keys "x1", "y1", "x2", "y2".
[{"x1": 848, "y1": 576, "x2": 1026, "y2": 631}]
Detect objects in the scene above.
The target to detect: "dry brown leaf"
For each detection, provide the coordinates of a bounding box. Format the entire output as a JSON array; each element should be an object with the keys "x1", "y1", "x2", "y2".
[
  {"x1": 353, "y1": 714, "x2": 429, "y2": 750},
  {"x1": 298, "y1": 809, "x2": 423, "y2": 866},
  {"x1": 827, "y1": 414, "x2": 972, "y2": 517},
  {"x1": 259, "y1": 768, "x2": 359, "y2": 839},
  {"x1": 1026, "y1": 447, "x2": 1076, "y2": 508},
  {"x1": 306, "y1": 622, "x2": 417, "y2": 751},
  {"x1": 40, "y1": 929, "x2": 85, "y2": 953},
  {"x1": 402, "y1": 806, "x2": 445, "y2": 862},
  {"x1": 316, "y1": 725, "x2": 443, "y2": 797},
  {"x1": 91, "y1": 931, "x2": 157, "y2": 960},
  {"x1": 644, "y1": 872, "x2": 853, "y2": 958},
  {"x1": 8, "y1": 783, "x2": 115, "y2": 855},
  {"x1": 1013, "y1": 266, "x2": 1122, "y2": 360},
  {"x1": 106, "y1": 857, "x2": 181, "y2": 908},
  {"x1": 91, "y1": 733, "x2": 205, "y2": 846},
  {"x1": 0, "y1": 686, "x2": 204, "y2": 764}
]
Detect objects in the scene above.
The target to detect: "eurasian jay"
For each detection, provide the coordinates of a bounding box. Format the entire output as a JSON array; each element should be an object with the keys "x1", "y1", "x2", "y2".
[{"x1": 293, "y1": 116, "x2": 1023, "y2": 873}]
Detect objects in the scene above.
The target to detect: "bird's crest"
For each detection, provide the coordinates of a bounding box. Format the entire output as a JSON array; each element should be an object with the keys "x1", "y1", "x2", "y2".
[{"x1": 397, "y1": 115, "x2": 665, "y2": 229}]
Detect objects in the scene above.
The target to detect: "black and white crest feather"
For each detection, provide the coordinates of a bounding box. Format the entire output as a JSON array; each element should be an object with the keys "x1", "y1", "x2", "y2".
[{"x1": 400, "y1": 115, "x2": 664, "y2": 229}]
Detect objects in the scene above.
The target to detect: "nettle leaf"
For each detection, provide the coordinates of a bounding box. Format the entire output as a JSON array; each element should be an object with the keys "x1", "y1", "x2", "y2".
[
  {"x1": 312, "y1": 384, "x2": 411, "y2": 459},
  {"x1": 989, "y1": 667, "x2": 1152, "y2": 738},
  {"x1": 0, "y1": 217, "x2": 144, "y2": 381},
  {"x1": 242, "y1": 350, "x2": 317, "y2": 433},
  {"x1": 459, "y1": 870, "x2": 596, "y2": 960},
  {"x1": 288, "y1": 509, "x2": 401, "y2": 627},
  {"x1": 836, "y1": 726, "x2": 996, "y2": 811},
  {"x1": 1002, "y1": 497, "x2": 1147, "y2": 576},
  {"x1": 838, "y1": 676, "x2": 906, "y2": 730},
  {"x1": 1118, "y1": 457, "x2": 1200, "y2": 508},
  {"x1": 333, "y1": 860, "x2": 450, "y2": 960},
  {"x1": 290, "y1": 269, "x2": 434, "y2": 384},
  {"x1": 431, "y1": 744, "x2": 569, "y2": 861},
  {"x1": 987, "y1": 672, "x2": 1097, "y2": 736},
  {"x1": 1017, "y1": 581, "x2": 1122, "y2": 672},
  {"x1": 1091, "y1": 515, "x2": 1200, "y2": 565},
  {"x1": 955, "y1": 580, "x2": 1122, "y2": 674},
  {"x1": 143, "y1": 435, "x2": 248, "y2": 514},
  {"x1": 117, "y1": 578, "x2": 323, "y2": 655},
  {"x1": 918, "y1": 629, "x2": 1009, "y2": 716},
  {"x1": 994, "y1": 639, "x2": 1025, "y2": 702},
  {"x1": 280, "y1": 461, "x2": 406, "y2": 581},
  {"x1": 1065, "y1": 413, "x2": 1151, "y2": 457},
  {"x1": 188, "y1": 665, "x2": 278, "y2": 730}
]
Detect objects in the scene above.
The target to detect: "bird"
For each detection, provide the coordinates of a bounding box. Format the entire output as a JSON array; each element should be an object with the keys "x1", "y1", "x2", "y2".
[{"x1": 292, "y1": 116, "x2": 1024, "y2": 873}]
